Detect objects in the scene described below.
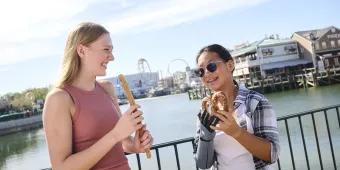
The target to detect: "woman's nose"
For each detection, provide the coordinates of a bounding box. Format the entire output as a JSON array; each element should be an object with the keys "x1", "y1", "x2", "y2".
[{"x1": 108, "y1": 53, "x2": 114, "y2": 61}]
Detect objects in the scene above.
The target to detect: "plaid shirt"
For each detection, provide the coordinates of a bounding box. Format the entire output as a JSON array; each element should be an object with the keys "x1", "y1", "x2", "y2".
[{"x1": 194, "y1": 85, "x2": 280, "y2": 170}]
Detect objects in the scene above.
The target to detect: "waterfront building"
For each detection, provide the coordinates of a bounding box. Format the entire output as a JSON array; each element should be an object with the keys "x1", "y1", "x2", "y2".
[
  {"x1": 231, "y1": 36, "x2": 312, "y2": 84},
  {"x1": 232, "y1": 40, "x2": 263, "y2": 81},
  {"x1": 292, "y1": 26, "x2": 340, "y2": 72},
  {"x1": 105, "y1": 72, "x2": 159, "y2": 98},
  {"x1": 257, "y1": 38, "x2": 312, "y2": 77}
]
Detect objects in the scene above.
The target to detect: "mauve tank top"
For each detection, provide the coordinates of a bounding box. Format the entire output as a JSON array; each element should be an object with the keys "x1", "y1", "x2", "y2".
[{"x1": 63, "y1": 82, "x2": 130, "y2": 170}]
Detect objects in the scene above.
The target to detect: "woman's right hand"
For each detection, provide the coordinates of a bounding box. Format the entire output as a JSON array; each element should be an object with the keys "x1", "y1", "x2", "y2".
[
  {"x1": 111, "y1": 105, "x2": 144, "y2": 141},
  {"x1": 198, "y1": 110, "x2": 219, "y2": 132}
]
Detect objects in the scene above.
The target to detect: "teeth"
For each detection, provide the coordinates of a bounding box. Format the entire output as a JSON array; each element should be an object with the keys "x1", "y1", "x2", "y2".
[{"x1": 207, "y1": 77, "x2": 217, "y2": 83}]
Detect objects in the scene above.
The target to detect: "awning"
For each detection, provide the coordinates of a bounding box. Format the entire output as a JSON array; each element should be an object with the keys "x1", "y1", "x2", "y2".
[{"x1": 261, "y1": 59, "x2": 312, "y2": 70}]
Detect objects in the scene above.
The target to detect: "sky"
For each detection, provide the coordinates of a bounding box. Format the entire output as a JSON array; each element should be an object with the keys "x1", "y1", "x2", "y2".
[{"x1": 0, "y1": 0, "x2": 339, "y2": 95}]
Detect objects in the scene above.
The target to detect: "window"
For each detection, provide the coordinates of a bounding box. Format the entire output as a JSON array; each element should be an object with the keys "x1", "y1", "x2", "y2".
[
  {"x1": 261, "y1": 48, "x2": 274, "y2": 56},
  {"x1": 338, "y1": 40, "x2": 340, "y2": 47},
  {"x1": 335, "y1": 58, "x2": 340, "y2": 66},
  {"x1": 249, "y1": 54, "x2": 257, "y2": 60},
  {"x1": 331, "y1": 41, "x2": 335, "y2": 48},
  {"x1": 241, "y1": 57, "x2": 246, "y2": 62},
  {"x1": 235, "y1": 57, "x2": 240, "y2": 63},
  {"x1": 284, "y1": 45, "x2": 297, "y2": 54},
  {"x1": 322, "y1": 41, "x2": 327, "y2": 49},
  {"x1": 315, "y1": 42, "x2": 320, "y2": 50},
  {"x1": 324, "y1": 59, "x2": 330, "y2": 68}
]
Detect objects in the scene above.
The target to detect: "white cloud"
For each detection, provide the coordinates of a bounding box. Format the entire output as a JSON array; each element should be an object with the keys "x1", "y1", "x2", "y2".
[
  {"x1": 105, "y1": 0, "x2": 268, "y2": 34},
  {"x1": 0, "y1": 0, "x2": 268, "y2": 65}
]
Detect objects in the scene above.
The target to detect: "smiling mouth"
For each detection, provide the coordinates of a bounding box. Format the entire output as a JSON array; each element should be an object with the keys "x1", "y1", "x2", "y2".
[
  {"x1": 207, "y1": 77, "x2": 218, "y2": 83},
  {"x1": 101, "y1": 63, "x2": 107, "y2": 69}
]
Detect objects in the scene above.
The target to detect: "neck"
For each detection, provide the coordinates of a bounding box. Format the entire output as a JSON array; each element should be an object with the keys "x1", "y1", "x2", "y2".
[
  {"x1": 72, "y1": 69, "x2": 96, "y2": 91},
  {"x1": 221, "y1": 80, "x2": 237, "y2": 102}
]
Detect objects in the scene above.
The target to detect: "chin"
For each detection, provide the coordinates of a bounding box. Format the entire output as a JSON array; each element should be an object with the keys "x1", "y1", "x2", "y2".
[
  {"x1": 97, "y1": 71, "x2": 106, "y2": 77},
  {"x1": 205, "y1": 83, "x2": 221, "y2": 92}
]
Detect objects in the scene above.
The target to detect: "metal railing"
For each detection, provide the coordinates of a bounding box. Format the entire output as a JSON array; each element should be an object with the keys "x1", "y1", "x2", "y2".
[{"x1": 127, "y1": 104, "x2": 340, "y2": 170}]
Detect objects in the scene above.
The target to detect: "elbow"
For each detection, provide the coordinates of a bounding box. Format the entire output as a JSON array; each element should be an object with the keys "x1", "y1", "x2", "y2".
[
  {"x1": 269, "y1": 142, "x2": 280, "y2": 163},
  {"x1": 194, "y1": 155, "x2": 214, "y2": 169}
]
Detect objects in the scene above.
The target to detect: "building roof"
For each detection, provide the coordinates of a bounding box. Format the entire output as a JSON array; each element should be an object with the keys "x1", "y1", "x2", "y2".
[
  {"x1": 294, "y1": 26, "x2": 339, "y2": 41},
  {"x1": 231, "y1": 40, "x2": 263, "y2": 57},
  {"x1": 259, "y1": 38, "x2": 296, "y2": 47}
]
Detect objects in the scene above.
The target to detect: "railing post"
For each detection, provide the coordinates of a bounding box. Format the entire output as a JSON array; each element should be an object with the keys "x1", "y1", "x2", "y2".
[
  {"x1": 284, "y1": 119, "x2": 295, "y2": 169},
  {"x1": 324, "y1": 110, "x2": 337, "y2": 170},
  {"x1": 136, "y1": 153, "x2": 141, "y2": 170},
  {"x1": 174, "y1": 144, "x2": 181, "y2": 170},
  {"x1": 155, "y1": 148, "x2": 161, "y2": 170},
  {"x1": 336, "y1": 107, "x2": 340, "y2": 128},
  {"x1": 312, "y1": 113, "x2": 323, "y2": 169},
  {"x1": 277, "y1": 158, "x2": 281, "y2": 170},
  {"x1": 298, "y1": 116, "x2": 310, "y2": 169}
]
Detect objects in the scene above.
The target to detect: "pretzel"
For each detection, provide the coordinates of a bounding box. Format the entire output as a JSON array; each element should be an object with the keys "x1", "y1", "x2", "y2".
[
  {"x1": 201, "y1": 96, "x2": 211, "y2": 111},
  {"x1": 211, "y1": 91, "x2": 229, "y2": 114}
]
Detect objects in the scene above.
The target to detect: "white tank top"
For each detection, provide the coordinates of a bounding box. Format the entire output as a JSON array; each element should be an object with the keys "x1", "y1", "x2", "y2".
[{"x1": 213, "y1": 104, "x2": 256, "y2": 170}]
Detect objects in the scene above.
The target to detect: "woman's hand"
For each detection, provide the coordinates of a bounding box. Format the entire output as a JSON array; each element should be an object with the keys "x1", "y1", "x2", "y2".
[
  {"x1": 132, "y1": 125, "x2": 153, "y2": 153},
  {"x1": 198, "y1": 110, "x2": 219, "y2": 132},
  {"x1": 111, "y1": 105, "x2": 144, "y2": 141},
  {"x1": 210, "y1": 110, "x2": 242, "y2": 138}
]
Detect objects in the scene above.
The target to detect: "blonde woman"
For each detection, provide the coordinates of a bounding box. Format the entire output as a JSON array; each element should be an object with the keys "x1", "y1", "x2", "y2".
[{"x1": 43, "y1": 22, "x2": 153, "y2": 170}]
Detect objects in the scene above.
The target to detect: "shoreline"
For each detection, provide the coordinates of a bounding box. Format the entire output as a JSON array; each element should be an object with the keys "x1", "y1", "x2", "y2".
[{"x1": 0, "y1": 114, "x2": 42, "y2": 136}]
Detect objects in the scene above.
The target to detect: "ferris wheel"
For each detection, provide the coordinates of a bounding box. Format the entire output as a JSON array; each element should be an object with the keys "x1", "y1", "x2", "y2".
[{"x1": 167, "y1": 59, "x2": 190, "y2": 76}]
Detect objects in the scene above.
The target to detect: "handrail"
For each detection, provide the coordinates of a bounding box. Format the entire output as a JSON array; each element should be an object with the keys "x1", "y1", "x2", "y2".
[
  {"x1": 126, "y1": 104, "x2": 340, "y2": 170},
  {"x1": 43, "y1": 104, "x2": 340, "y2": 170}
]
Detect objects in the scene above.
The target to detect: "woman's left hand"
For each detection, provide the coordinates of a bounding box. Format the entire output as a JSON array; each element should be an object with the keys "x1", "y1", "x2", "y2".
[
  {"x1": 133, "y1": 125, "x2": 153, "y2": 153},
  {"x1": 210, "y1": 110, "x2": 242, "y2": 138}
]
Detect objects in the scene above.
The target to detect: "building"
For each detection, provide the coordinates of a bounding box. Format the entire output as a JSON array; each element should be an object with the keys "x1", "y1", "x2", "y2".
[
  {"x1": 231, "y1": 36, "x2": 311, "y2": 83},
  {"x1": 257, "y1": 38, "x2": 311, "y2": 77},
  {"x1": 106, "y1": 72, "x2": 159, "y2": 98},
  {"x1": 292, "y1": 26, "x2": 340, "y2": 71},
  {"x1": 232, "y1": 40, "x2": 262, "y2": 81}
]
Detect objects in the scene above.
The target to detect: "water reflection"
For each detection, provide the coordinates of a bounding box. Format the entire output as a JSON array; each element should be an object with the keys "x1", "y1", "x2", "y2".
[{"x1": 0, "y1": 127, "x2": 42, "y2": 169}]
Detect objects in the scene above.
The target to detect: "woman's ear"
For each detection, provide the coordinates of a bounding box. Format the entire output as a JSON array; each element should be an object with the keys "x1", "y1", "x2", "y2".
[
  {"x1": 226, "y1": 60, "x2": 235, "y2": 72},
  {"x1": 77, "y1": 44, "x2": 86, "y2": 58}
]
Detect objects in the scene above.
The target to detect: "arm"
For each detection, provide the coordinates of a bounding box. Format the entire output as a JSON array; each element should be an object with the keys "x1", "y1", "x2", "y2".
[
  {"x1": 248, "y1": 98, "x2": 280, "y2": 165},
  {"x1": 43, "y1": 89, "x2": 120, "y2": 170},
  {"x1": 43, "y1": 89, "x2": 142, "y2": 170},
  {"x1": 193, "y1": 111, "x2": 216, "y2": 169},
  {"x1": 98, "y1": 80, "x2": 153, "y2": 153},
  {"x1": 212, "y1": 98, "x2": 279, "y2": 164}
]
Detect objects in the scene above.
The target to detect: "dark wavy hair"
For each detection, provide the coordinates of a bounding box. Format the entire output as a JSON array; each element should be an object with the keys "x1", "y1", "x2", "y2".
[{"x1": 196, "y1": 44, "x2": 232, "y2": 63}]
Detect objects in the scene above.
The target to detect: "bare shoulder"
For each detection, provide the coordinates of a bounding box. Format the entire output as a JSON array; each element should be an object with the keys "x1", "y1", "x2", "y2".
[
  {"x1": 45, "y1": 88, "x2": 72, "y2": 105},
  {"x1": 43, "y1": 88, "x2": 73, "y2": 119}
]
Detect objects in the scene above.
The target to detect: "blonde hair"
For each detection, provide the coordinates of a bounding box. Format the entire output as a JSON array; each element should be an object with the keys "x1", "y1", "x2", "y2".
[{"x1": 56, "y1": 22, "x2": 109, "y2": 88}]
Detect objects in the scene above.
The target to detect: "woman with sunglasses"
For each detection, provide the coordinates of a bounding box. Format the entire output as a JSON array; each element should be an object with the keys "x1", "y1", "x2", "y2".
[{"x1": 193, "y1": 44, "x2": 280, "y2": 170}]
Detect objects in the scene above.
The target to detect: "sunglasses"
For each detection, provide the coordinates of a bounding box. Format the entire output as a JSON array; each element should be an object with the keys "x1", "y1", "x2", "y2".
[{"x1": 194, "y1": 60, "x2": 224, "y2": 77}]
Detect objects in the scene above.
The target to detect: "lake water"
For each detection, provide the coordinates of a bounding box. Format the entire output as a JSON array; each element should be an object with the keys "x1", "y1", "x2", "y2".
[{"x1": 1, "y1": 84, "x2": 340, "y2": 170}]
